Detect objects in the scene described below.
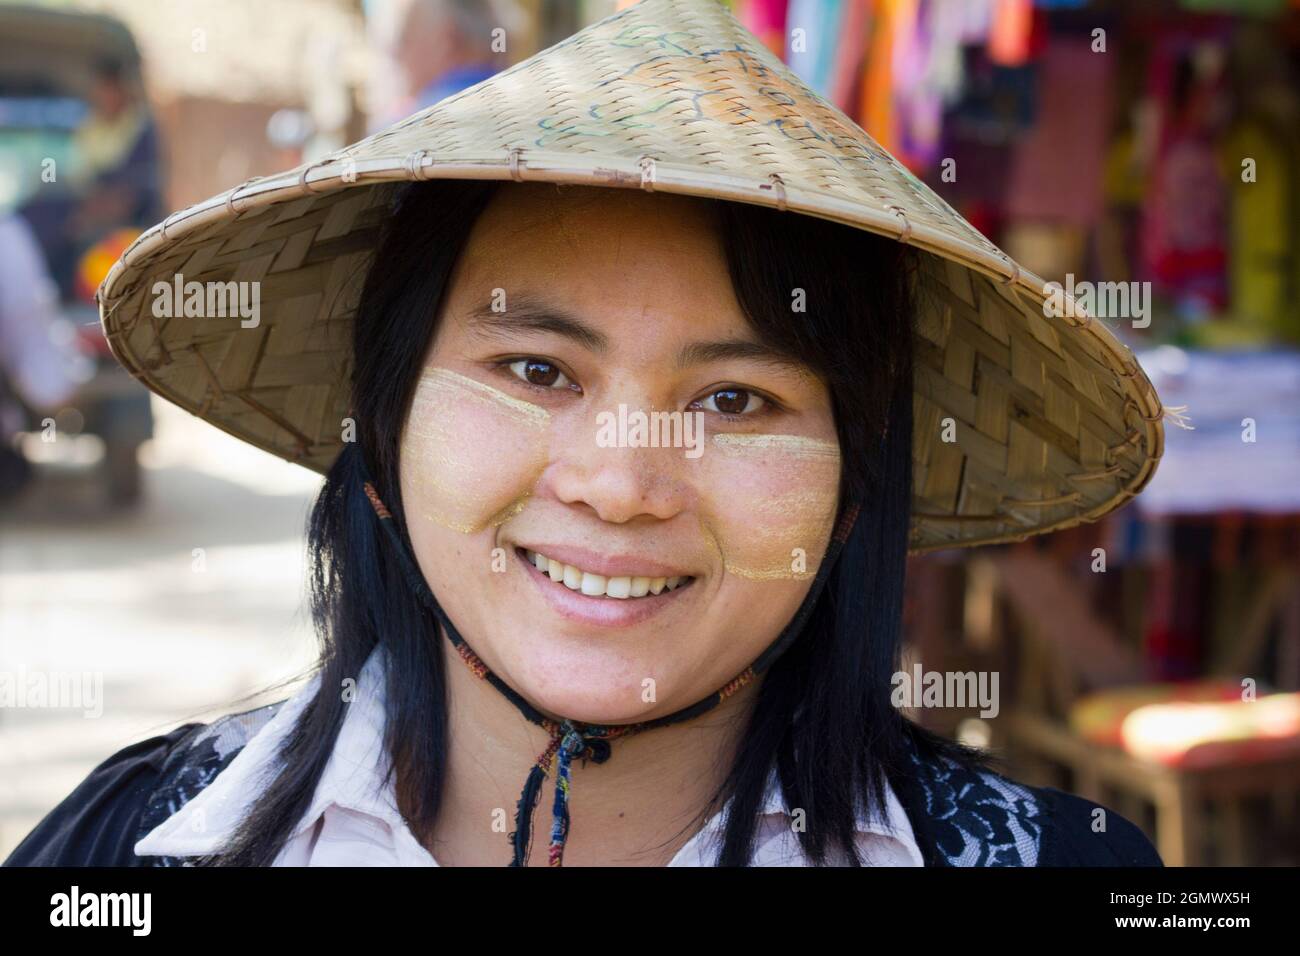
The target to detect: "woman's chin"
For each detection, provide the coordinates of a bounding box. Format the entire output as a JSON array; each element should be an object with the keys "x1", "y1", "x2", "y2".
[
  {"x1": 504, "y1": 653, "x2": 683, "y2": 726},
  {"x1": 528, "y1": 689, "x2": 664, "y2": 727}
]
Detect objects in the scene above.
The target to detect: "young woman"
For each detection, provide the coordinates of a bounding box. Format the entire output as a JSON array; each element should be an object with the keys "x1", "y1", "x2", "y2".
[{"x1": 5, "y1": 0, "x2": 1166, "y2": 868}]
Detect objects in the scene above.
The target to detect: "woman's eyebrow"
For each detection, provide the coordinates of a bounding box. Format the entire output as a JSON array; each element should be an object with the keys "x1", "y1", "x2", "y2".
[
  {"x1": 673, "y1": 338, "x2": 808, "y2": 376},
  {"x1": 464, "y1": 298, "x2": 807, "y2": 377},
  {"x1": 465, "y1": 300, "x2": 610, "y2": 352}
]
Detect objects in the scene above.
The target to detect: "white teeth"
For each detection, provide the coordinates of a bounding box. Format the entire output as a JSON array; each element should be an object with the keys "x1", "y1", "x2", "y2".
[{"x1": 523, "y1": 551, "x2": 689, "y2": 599}]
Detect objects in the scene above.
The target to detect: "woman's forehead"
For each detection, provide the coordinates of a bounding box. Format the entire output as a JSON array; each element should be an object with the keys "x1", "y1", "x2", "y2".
[
  {"x1": 446, "y1": 183, "x2": 748, "y2": 338},
  {"x1": 466, "y1": 182, "x2": 722, "y2": 260}
]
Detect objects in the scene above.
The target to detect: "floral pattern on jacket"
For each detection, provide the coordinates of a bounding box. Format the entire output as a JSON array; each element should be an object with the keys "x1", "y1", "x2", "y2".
[{"x1": 135, "y1": 702, "x2": 1051, "y2": 867}]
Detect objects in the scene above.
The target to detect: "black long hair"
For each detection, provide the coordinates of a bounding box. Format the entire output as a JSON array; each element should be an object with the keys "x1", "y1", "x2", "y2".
[{"x1": 211, "y1": 178, "x2": 986, "y2": 867}]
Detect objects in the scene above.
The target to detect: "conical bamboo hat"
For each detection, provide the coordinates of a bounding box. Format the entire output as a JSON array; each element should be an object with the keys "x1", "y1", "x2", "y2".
[{"x1": 99, "y1": 0, "x2": 1165, "y2": 551}]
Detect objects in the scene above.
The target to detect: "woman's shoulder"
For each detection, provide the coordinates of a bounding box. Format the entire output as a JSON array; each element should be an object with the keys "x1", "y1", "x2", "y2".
[
  {"x1": 3, "y1": 701, "x2": 285, "y2": 867},
  {"x1": 892, "y1": 725, "x2": 1163, "y2": 868}
]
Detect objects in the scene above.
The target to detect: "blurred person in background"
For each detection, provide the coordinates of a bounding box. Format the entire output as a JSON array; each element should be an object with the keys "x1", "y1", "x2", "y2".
[
  {"x1": 19, "y1": 57, "x2": 164, "y2": 298},
  {"x1": 371, "y1": 0, "x2": 522, "y2": 129},
  {"x1": 0, "y1": 214, "x2": 89, "y2": 501},
  {"x1": 68, "y1": 57, "x2": 165, "y2": 237}
]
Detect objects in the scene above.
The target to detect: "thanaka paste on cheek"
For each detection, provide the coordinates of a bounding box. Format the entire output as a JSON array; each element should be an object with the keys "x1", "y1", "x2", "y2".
[
  {"x1": 401, "y1": 367, "x2": 550, "y2": 534},
  {"x1": 701, "y1": 433, "x2": 841, "y2": 580},
  {"x1": 710, "y1": 433, "x2": 840, "y2": 459}
]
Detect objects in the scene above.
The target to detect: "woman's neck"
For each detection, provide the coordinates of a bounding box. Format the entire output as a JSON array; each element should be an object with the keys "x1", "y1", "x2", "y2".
[{"x1": 424, "y1": 633, "x2": 760, "y2": 867}]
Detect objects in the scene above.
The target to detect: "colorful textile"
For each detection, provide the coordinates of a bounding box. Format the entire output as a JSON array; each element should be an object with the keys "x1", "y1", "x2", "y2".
[
  {"x1": 987, "y1": 0, "x2": 1034, "y2": 66},
  {"x1": 1139, "y1": 35, "x2": 1231, "y2": 309},
  {"x1": 1221, "y1": 119, "x2": 1297, "y2": 338},
  {"x1": 1004, "y1": 39, "x2": 1112, "y2": 225},
  {"x1": 737, "y1": 0, "x2": 790, "y2": 57},
  {"x1": 857, "y1": 0, "x2": 901, "y2": 152},
  {"x1": 786, "y1": 0, "x2": 844, "y2": 96}
]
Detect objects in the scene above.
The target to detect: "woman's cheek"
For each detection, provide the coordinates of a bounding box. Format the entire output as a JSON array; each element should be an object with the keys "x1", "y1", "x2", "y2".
[
  {"x1": 400, "y1": 367, "x2": 550, "y2": 534},
  {"x1": 698, "y1": 434, "x2": 841, "y2": 580}
]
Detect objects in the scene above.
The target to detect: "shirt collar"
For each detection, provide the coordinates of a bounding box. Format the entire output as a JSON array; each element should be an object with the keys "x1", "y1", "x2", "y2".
[
  {"x1": 135, "y1": 647, "x2": 922, "y2": 865},
  {"x1": 134, "y1": 647, "x2": 395, "y2": 858},
  {"x1": 685, "y1": 763, "x2": 923, "y2": 865}
]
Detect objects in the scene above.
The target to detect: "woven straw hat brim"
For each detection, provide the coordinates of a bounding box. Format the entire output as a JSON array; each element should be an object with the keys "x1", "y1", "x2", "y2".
[{"x1": 98, "y1": 0, "x2": 1164, "y2": 553}]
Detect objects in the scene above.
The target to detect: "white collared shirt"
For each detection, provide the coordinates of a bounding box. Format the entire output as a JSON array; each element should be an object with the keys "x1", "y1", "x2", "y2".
[{"x1": 135, "y1": 647, "x2": 923, "y2": 866}]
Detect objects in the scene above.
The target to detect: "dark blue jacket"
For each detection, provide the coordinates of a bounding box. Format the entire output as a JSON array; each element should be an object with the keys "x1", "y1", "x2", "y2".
[{"x1": 4, "y1": 702, "x2": 1162, "y2": 867}]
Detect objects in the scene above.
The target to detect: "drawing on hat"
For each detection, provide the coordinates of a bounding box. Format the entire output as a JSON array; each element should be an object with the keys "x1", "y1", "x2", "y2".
[{"x1": 538, "y1": 29, "x2": 879, "y2": 177}]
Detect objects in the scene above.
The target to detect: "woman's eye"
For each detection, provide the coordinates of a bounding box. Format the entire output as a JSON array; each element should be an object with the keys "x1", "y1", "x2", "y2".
[
  {"x1": 507, "y1": 359, "x2": 572, "y2": 390},
  {"x1": 698, "y1": 388, "x2": 765, "y2": 416}
]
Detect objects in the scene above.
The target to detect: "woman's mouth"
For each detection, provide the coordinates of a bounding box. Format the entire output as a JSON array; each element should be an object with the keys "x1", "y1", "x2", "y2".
[
  {"x1": 514, "y1": 546, "x2": 696, "y2": 628},
  {"x1": 519, "y1": 548, "x2": 694, "y2": 598}
]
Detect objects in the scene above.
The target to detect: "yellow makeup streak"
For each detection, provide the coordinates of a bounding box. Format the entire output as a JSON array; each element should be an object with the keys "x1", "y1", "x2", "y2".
[
  {"x1": 711, "y1": 433, "x2": 840, "y2": 459},
  {"x1": 403, "y1": 366, "x2": 550, "y2": 534},
  {"x1": 419, "y1": 366, "x2": 550, "y2": 427},
  {"x1": 725, "y1": 564, "x2": 814, "y2": 581},
  {"x1": 485, "y1": 492, "x2": 532, "y2": 528},
  {"x1": 714, "y1": 487, "x2": 838, "y2": 580},
  {"x1": 699, "y1": 433, "x2": 841, "y2": 581},
  {"x1": 699, "y1": 521, "x2": 799, "y2": 581}
]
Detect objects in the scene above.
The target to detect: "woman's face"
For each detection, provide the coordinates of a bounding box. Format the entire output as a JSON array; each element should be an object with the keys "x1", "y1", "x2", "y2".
[{"x1": 398, "y1": 184, "x2": 842, "y2": 725}]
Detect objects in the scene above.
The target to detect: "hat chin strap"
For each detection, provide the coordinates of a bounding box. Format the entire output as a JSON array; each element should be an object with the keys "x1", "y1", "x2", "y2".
[{"x1": 361, "y1": 477, "x2": 860, "y2": 867}]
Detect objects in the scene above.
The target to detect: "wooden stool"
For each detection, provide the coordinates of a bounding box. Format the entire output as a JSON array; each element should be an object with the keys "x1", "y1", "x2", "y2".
[{"x1": 1001, "y1": 710, "x2": 1300, "y2": 866}]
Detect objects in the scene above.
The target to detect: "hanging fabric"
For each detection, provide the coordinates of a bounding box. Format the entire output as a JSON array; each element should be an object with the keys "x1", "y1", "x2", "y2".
[
  {"x1": 1139, "y1": 33, "x2": 1231, "y2": 313},
  {"x1": 736, "y1": 0, "x2": 790, "y2": 57},
  {"x1": 1220, "y1": 115, "x2": 1297, "y2": 340},
  {"x1": 829, "y1": 0, "x2": 871, "y2": 112},
  {"x1": 986, "y1": 0, "x2": 1034, "y2": 67},
  {"x1": 859, "y1": 0, "x2": 980, "y2": 166},
  {"x1": 786, "y1": 0, "x2": 845, "y2": 97},
  {"x1": 1004, "y1": 37, "x2": 1113, "y2": 228},
  {"x1": 857, "y1": 0, "x2": 900, "y2": 152}
]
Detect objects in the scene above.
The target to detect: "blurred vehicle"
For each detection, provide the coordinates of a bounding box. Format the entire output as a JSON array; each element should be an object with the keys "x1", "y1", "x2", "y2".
[{"x1": 0, "y1": 6, "x2": 158, "y2": 505}]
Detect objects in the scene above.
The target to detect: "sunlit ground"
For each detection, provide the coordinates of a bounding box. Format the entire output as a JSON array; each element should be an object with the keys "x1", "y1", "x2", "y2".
[{"x1": 0, "y1": 396, "x2": 321, "y2": 858}]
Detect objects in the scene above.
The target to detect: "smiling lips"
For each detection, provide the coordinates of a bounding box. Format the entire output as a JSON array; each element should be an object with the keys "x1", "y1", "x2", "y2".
[{"x1": 520, "y1": 548, "x2": 694, "y2": 599}]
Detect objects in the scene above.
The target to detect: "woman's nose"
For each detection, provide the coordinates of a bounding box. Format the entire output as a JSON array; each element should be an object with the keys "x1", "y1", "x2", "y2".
[{"x1": 543, "y1": 407, "x2": 694, "y2": 524}]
